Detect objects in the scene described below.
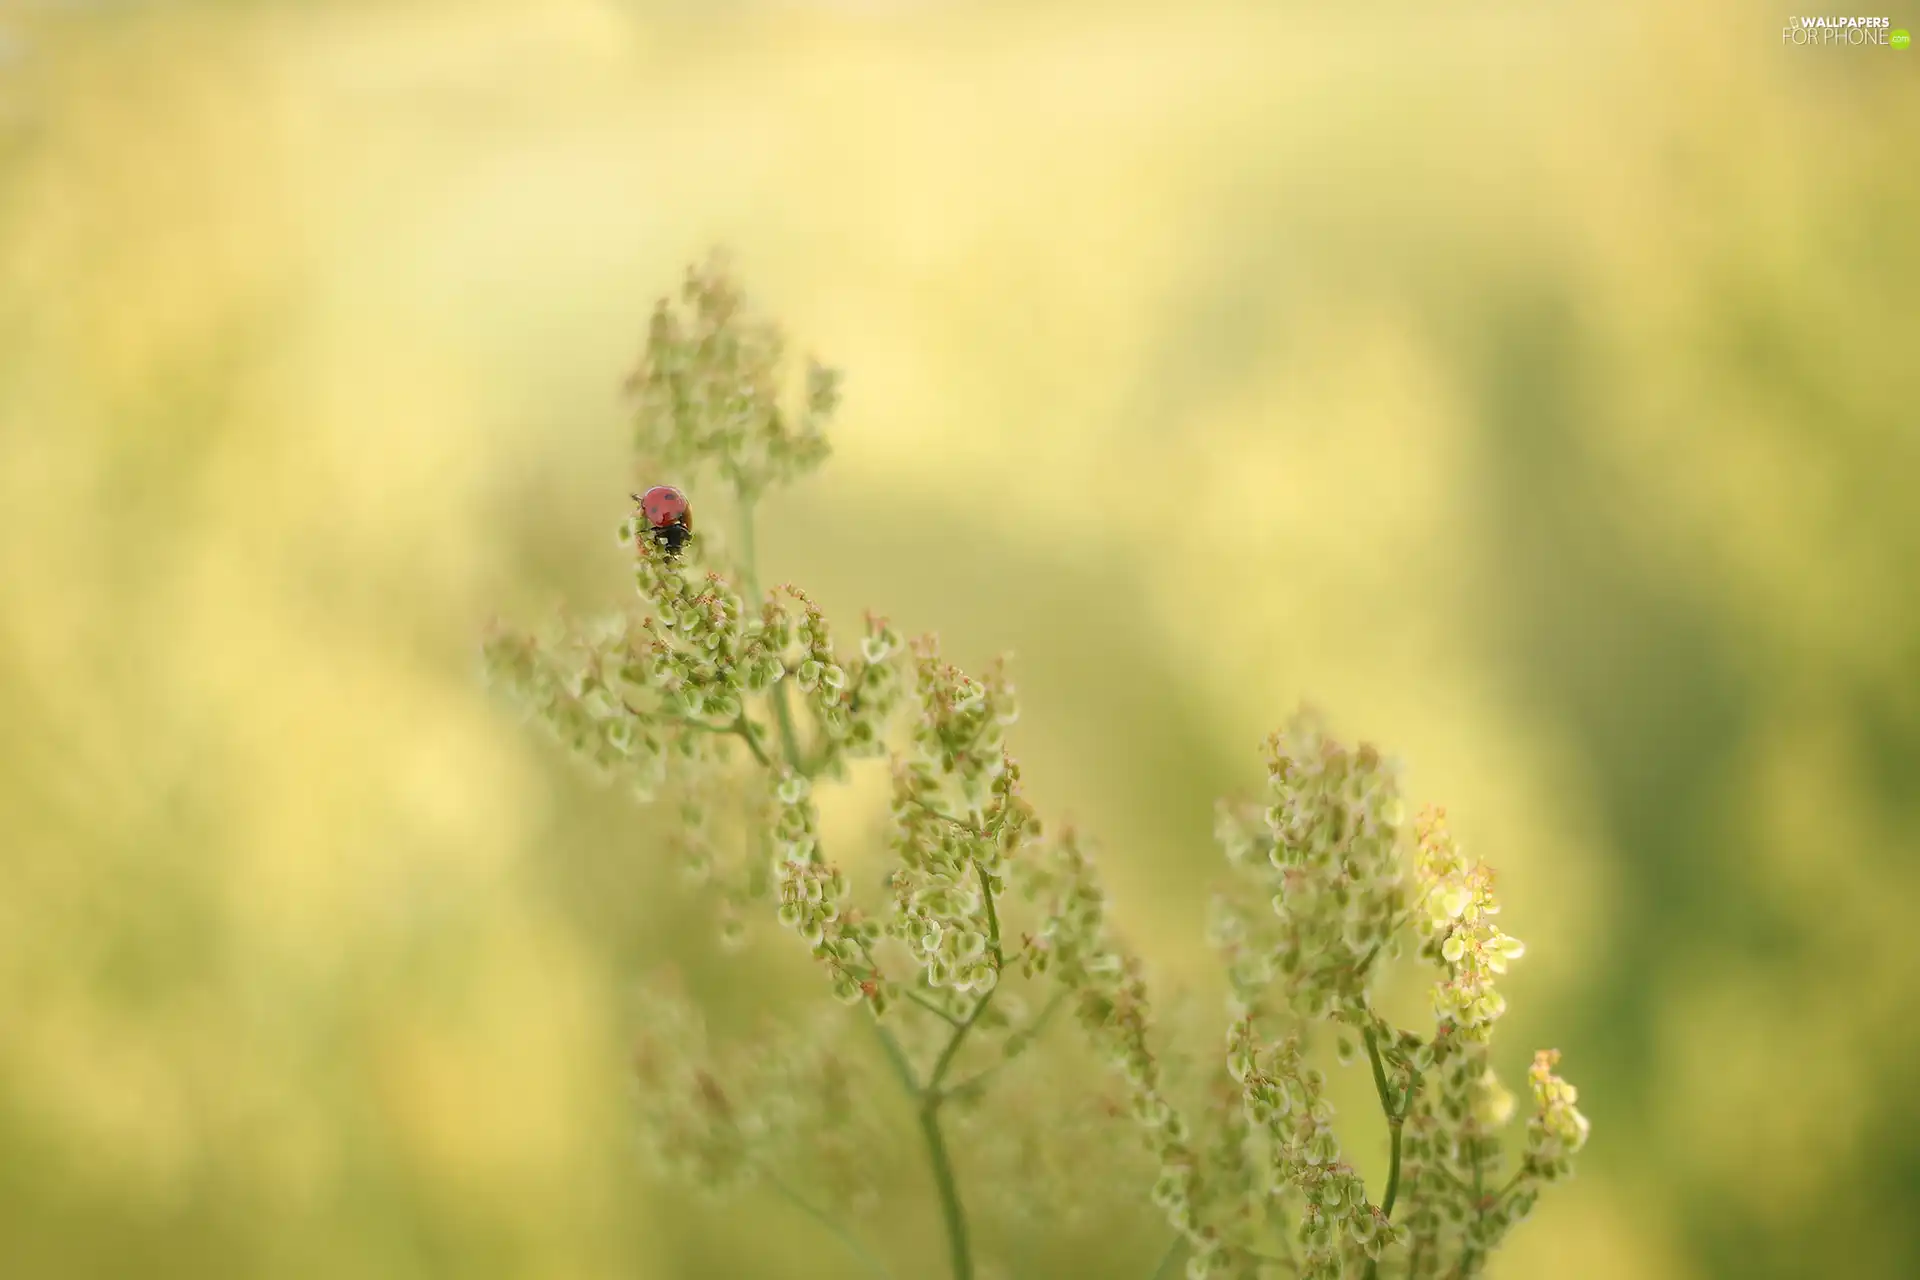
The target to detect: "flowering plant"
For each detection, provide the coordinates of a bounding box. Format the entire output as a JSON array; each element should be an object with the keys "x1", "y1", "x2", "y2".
[{"x1": 484, "y1": 256, "x2": 1588, "y2": 1279}]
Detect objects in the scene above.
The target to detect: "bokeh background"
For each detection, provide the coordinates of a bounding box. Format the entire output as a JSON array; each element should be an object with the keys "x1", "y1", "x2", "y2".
[{"x1": 2, "y1": 0, "x2": 1916, "y2": 1276}]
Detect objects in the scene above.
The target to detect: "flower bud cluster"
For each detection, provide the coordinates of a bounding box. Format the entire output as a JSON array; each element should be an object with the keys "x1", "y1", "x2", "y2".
[
  {"x1": 625, "y1": 252, "x2": 837, "y2": 499},
  {"x1": 1412, "y1": 807, "x2": 1525, "y2": 1036},
  {"x1": 1207, "y1": 802, "x2": 1287, "y2": 1011},
  {"x1": 782, "y1": 590, "x2": 904, "y2": 777},
  {"x1": 1012, "y1": 825, "x2": 1212, "y2": 1261},
  {"x1": 629, "y1": 980, "x2": 890, "y2": 1213},
  {"x1": 619, "y1": 533, "x2": 790, "y2": 724},
  {"x1": 882, "y1": 642, "x2": 1035, "y2": 999},
  {"x1": 769, "y1": 770, "x2": 895, "y2": 1014},
  {"x1": 1396, "y1": 1026, "x2": 1500, "y2": 1276},
  {"x1": 1391, "y1": 813, "x2": 1587, "y2": 1278},
  {"x1": 482, "y1": 617, "x2": 672, "y2": 797},
  {"x1": 1185, "y1": 1076, "x2": 1264, "y2": 1280},
  {"x1": 950, "y1": 1029, "x2": 1161, "y2": 1231},
  {"x1": 1522, "y1": 1049, "x2": 1590, "y2": 1186},
  {"x1": 1230, "y1": 1021, "x2": 1399, "y2": 1278},
  {"x1": 628, "y1": 980, "x2": 759, "y2": 1195},
  {"x1": 1257, "y1": 712, "x2": 1409, "y2": 1020}
]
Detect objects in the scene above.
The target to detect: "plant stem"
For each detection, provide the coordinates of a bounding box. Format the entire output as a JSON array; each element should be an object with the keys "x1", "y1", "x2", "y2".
[
  {"x1": 770, "y1": 677, "x2": 805, "y2": 774},
  {"x1": 927, "y1": 988, "x2": 996, "y2": 1097},
  {"x1": 1148, "y1": 1234, "x2": 1186, "y2": 1279},
  {"x1": 765, "y1": 1172, "x2": 897, "y2": 1280},
  {"x1": 728, "y1": 714, "x2": 774, "y2": 769},
  {"x1": 1362, "y1": 1026, "x2": 1408, "y2": 1218},
  {"x1": 869, "y1": 1018, "x2": 920, "y2": 1095},
  {"x1": 942, "y1": 989, "x2": 1067, "y2": 1099},
  {"x1": 918, "y1": 1097, "x2": 973, "y2": 1280},
  {"x1": 1362, "y1": 1024, "x2": 1411, "y2": 1280},
  {"x1": 738, "y1": 490, "x2": 974, "y2": 1280},
  {"x1": 902, "y1": 988, "x2": 965, "y2": 1028},
  {"x1": 738, "y1": 499, "x2": 807, "y2": 772},
  {"x1": 977, "y1": 861, "x2": 1003, "y2": 960},
  {"x1": 925, "y1": 866, "x2": 1003, "y2": 1096},
  {"x1": 911, "y1": 861, "x2": 1007, "y2": 1278}
]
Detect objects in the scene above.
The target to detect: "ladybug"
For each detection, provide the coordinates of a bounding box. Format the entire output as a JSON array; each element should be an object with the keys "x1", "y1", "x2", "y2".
[{"x1": 633, "y1": 485, "x2": 693, "y2": 560}]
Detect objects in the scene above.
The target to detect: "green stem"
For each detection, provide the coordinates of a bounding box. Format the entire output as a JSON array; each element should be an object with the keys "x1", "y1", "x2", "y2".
[
  {"x1": 1148, "y1": 1234, "x2": 1186, "y2": 1279},
  {"x1": 727, "y1": 714, "x2": 774, "y2": 769},
  {"x1": 736, "y1": 489, "x2": 763, "y2": 602},
  {"x1": 738, "y1": 489, "x2": 972, "y2": 1280},
  {"x1": 903, "y1": 987, "x2": 965, "y2": 1028},
  {"x1": 910, "y1": 860, "x2": 1009, "y2": 1279},
  {"x1": 765, "y1": 1172, "x2": 896, "y2": 1280},
  {"x1": 918, "y1": 1098, "x2": 973, "y2": 1280},
  {"x1": 927, "y1": 989, "x2": 996, "y2": 1098},
  {"x1": 925, "y1": 865, "x2": 1004, "y2": 1096},
  {"x1": 770, "y1": 678, "x2": 805, "y2": 775},
  {"x1": 1362, "y1": 1024, "x2": 1411, "y2": 1280},
  {"x1": 869, "y1": 1018, "x2": 920, "y2": 1096},
  {"x1": 739, "y1": 500, "x2": 807, "y2": 774},
  {"x1": 942, "y1": 989, "x2": 1066, "y2": 1099},
  {"x1": 1362, "y1": 1026, "x2": 1408, "y2": 1217},
  {"x1": 977, "y1": 861, "x2": 1003, "y2": 961}
]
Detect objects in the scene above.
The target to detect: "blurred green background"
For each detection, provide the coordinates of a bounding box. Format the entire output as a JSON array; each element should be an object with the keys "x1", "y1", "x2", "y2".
[{"x1": 2, "y1": 0, "x2": 1916, "y2": 1276}]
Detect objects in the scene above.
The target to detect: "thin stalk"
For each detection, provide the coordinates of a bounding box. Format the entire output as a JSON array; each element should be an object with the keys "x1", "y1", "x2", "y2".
[
  {"x1": 1362, "y1": 1025, "x2": 1411, "y2": 1280},
  {"x1": 770, "y1": 677, "x2": 805, "y2": 775},
  {"x1": 902, "y1": 987, "x2": 966, "y2": 1028},
  {"x1": 925, "y1": 864, "x2": 1003, "y2": 1096},
  {"x1": 869, "y1": 1018, "x2": 920, "y2": 1096},
  {"x1": 912, "y1": 859, "x2": 1006, "y2": 1279},
  {"x1": 727, "y1": 714, "x2": 774, "y2": 769},
  {"x1": 765, "y1": 1173, "x2": 897, "y2": 1280},
  {"x1": 740, "y1": 490, "x2": 974, "y2": 1280},
  {"x1": 739, "y1": 500, "x2": 806, "y2": 772},
  {"x1": 1362, "y1": 1026, "x2": 1408, "y2": 1218},
  {"x1": 918, "y1": 1098, "x2": 973, "y2": 1280},
  {"x1": 942, "y1": 989, "x2": 1067, "y2": 1099},
  {"x1": 1148, "y1": 1234, "x2": 1186, "y2": 1279},
  {"x1": 926, "y1": 987, "x2": 996, "y2": 1097}
]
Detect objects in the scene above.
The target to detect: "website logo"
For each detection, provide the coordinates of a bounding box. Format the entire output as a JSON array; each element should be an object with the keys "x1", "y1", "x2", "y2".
[{"x1": 1781, "y1": 15, "x2": 1906, "y2": 44}]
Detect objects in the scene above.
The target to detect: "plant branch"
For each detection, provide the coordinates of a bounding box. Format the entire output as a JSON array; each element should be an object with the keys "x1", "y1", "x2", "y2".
[
  {"x1": 764, "y1": 1172, "x2": 896, "y2": 1280},
  {"x1": 925, "y1": 865, "x2": 1004, "y2": 1097},
  {"x1": 942, "y1": 989, "x2": 1067, "y2": 1099},
  {"x1": 1362, "y1": 1023, "x2": 1410, "y2": 1280},
  {"x1": 903, "y1": 987, "x2": 965, "y2": 1029},
  {"x1": 727, "y1": 714, "x2": 774, "y2": 769},
  {"x1": 737, "y1": 483, "x2": 969, "y2": 1280},
  {"x1": 1363, "y1": 1025, "x2": 1409, "y2": 1217},
  {"x1": 867, "y1": 1017, "x2": 920, "y2": 1095},
  {"x1": 926, "y1": 986, "x2": 996, "y2": 1098},
  {"x1": 903, "y1": 857, "x2": 1011, "y2": 1279},
  {"x1": 1148, "y1": 1234, "x2": 1186, "y2": 1279},
  {"x1": 917, "y1": 1097, "x2": 973, "y2": 1280},
  {"x1": 771, "y1": 679, "x2": 806, "y2": 776},
  {"x1": 905, "y1": 795, "x2": 985, "y2": 835},
  {"x1": 976, "y1": 861, "x2": 1003, "y2": 962},
  {"x1": 737, "y1": 496, "x2": 807, "y2": 771}
]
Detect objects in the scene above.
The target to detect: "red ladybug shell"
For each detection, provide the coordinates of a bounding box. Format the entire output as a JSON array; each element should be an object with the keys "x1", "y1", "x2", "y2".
[{"x1": 638, "y1": 486, "x2": 692, "y2": 532}]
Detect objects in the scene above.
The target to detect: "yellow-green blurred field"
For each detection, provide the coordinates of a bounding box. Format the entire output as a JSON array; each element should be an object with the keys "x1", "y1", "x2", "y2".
[{"x1": 2, "y1": 1, "x2": 1916, "y2": 1276}]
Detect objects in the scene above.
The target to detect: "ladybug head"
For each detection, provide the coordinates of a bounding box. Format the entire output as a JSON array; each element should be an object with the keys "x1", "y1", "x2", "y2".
[{"x1": 649, "y1": 521, "x2": 691, "y2": 559}]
